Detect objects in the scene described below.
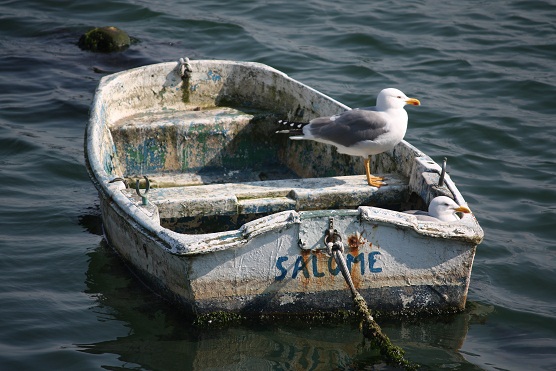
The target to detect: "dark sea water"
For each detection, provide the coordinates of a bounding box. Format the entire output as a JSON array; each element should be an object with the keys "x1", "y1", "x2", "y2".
[{"x1": 1, "y1": 0, "x2": 555, "y2": 370}]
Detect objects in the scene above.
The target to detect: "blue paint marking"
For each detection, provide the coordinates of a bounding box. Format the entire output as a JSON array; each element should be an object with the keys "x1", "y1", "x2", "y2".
[
  {"x1": 275, "y1": 256, "x2": 288, "y2": 281},
  {"x1": 312, "y1": 254, "x2": 325, "y2": 277},
  {"x1": 103, "y1": 155, "x2": 114, "y2": 175},
  {"x1": 327, "y1": 255, "x2": 341, "y2": 276},
  {"x1": 347, "y1": 252, "x2": 365, "y2": 275},
  {"x1": 207, "y1": 70, "x2": 222, "y2": 82},
  {"x1": 291, "y1": 256, "x2": 310, "y2": 279},
  {"x1": 275, "y1": 251, "x2": 382, "y2": 281},
  {"x1": 369, "y1": 251, "x2": 382, "y2": 273}
]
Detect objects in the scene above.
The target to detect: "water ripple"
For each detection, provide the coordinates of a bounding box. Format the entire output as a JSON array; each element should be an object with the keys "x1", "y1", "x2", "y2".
[{"x1": 1, "y1": 0, "x2": 555, "y2": 370}]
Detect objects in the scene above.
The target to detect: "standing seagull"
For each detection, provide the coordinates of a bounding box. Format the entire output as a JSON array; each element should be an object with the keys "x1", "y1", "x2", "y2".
[{"x1": 277, "y1": 88, "x2": 420, "y2": 187}]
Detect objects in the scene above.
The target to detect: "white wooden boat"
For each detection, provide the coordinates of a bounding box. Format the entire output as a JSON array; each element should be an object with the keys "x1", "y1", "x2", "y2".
[{"x1": 85, "y1": 59, "x2": 483, "y2": 316}]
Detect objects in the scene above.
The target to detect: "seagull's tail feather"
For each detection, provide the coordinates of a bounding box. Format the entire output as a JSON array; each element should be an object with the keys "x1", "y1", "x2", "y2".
[{"x1": 275, "y1": 119, "x2": 308, "y2": 135}]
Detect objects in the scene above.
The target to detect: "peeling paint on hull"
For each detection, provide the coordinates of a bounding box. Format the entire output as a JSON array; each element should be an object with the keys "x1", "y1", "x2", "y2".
[{"x1": 85, "y1": 60, "x2": 483, "y2": 316}]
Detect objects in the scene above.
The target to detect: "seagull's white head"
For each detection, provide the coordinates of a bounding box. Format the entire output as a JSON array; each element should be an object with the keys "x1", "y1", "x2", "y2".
[
  {"x1": 428, "y1": 196, "x2": 472, "y2": 222},
  {"x1": 376, "y1": 88, "x2": 421, "y2": 110}
]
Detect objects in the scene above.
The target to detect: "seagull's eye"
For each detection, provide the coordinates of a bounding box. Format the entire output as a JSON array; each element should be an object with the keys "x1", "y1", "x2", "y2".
[{"x1": 397, "y1": 96, "x2": 402, "y2": 99}]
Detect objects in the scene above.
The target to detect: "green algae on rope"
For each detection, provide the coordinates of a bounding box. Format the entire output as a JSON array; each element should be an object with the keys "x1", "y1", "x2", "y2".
[
  {"x1": 326, "y1": 223, "x2": 418, "y2": 370},
  {"x1": 353, "y1": 293, "x2": 419, "y2": 370}
]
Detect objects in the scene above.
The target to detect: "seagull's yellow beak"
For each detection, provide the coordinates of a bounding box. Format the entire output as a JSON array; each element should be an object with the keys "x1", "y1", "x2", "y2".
[
  {"x1": 455, "y1": 205, "x2": 471, "y2": 214},
  {"x1": 406, "y1": 98, "x2": 421, "y2": 106}
]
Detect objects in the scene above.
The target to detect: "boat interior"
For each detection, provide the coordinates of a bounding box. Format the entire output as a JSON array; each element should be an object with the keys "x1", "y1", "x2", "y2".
[{"x1": 109, "y1": 105, "x2": 421, "y2": 234}]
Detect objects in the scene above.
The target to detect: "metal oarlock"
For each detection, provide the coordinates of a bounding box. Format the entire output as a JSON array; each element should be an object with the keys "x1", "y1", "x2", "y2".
[
  {"x1": 438, "y1": 157, "x2": 447, "y2": 187},
  {"x1": 135, "y1": 176, "x2": 150, "y2": 205}
]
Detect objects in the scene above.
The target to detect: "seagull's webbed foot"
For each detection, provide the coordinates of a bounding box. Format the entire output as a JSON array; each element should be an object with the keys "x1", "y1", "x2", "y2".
[{"x1": 367, "y1": 174, "x2": 385, "y2": 187}]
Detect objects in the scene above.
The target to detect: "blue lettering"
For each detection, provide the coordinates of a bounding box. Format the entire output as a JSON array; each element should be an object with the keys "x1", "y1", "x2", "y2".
[
  {"x1": 312, "y1": 254, "x2": 325, "y2": 277},
  {"x1": 327, "y1": 256, "x2": 341, "y2": 276},
  {"x1": 369, "y1": 251, "x2": 382, "y2": 273},
  {"x1": 275, "y1": 251, "x2": 383, "y2": 280},
  {"x1": 292, "y1": 256, "x2": 310, "y2": 279},
  {"x1": 275, "y1": 256, "x2": 288, "y2": 281},
  {"x1": 347, "y1": 253, "x2": 365, "y2": 275}
]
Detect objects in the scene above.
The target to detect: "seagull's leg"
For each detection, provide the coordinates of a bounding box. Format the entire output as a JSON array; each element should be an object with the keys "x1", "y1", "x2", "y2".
[
  {"x1": 364, "y1": 157, "x2": 372, "y2": 184},
  {"x1": 364, "y1": 157, "x2": 384, "y2": 187}
]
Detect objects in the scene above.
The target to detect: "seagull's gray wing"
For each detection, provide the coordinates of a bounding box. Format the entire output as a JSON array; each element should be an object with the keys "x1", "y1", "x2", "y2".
[
  {"x1": 356, "y1": 106, "x2": 378, "y2": 111},
  {"x1": 306, "y1": 109, "x2": 388, "y2": 147}
]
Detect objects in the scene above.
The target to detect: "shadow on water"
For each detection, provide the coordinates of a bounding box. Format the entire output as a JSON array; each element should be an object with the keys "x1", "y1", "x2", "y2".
[
  {"x1": 77, "y1": 205, "x2": 104, "y2": 236},
  {"x1": 75, "y1": 226, "x2": 492, "y2": 370}
]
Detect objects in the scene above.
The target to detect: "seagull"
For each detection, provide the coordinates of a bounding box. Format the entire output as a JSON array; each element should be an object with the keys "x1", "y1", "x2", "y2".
[
  {"x1": 277, "y1": 88, "x2": 420, "y2": 187},
  {"x1": 404, "y1": 196, "x2": 472, "y2": 222}
]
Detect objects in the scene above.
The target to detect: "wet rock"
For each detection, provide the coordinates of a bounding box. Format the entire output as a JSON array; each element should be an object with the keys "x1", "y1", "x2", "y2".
[{"x1": 78, "y1": 26, "x2": 130, "y2": 52}]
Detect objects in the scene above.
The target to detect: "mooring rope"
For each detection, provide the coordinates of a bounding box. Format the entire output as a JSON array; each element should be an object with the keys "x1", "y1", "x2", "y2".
[
  {"x1": 326, "y1": 227, "x2": 418, "y2": 370},
  {"x1": 179, "y1": 57, "x2": 193, "y2": 78}
]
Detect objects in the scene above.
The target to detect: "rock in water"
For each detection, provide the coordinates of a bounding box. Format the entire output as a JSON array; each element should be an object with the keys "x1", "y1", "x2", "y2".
[{"x1": 78, "y1": 26, "x2": 130, "y2": 52}]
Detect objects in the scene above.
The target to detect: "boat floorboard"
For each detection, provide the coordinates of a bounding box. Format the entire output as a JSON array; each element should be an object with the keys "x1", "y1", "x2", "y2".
[{"x1": 123, "y1": 173, "x2": 409, "y2": 219}]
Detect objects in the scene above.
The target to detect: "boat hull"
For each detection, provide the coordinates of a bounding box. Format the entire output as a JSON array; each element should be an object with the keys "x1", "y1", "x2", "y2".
[
  {"x1": 99, "y1": 187, "x2": 476, "y2": 316},
  {"x1": 86, "y1": 59, "x2": 483, "y2": 316}
]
